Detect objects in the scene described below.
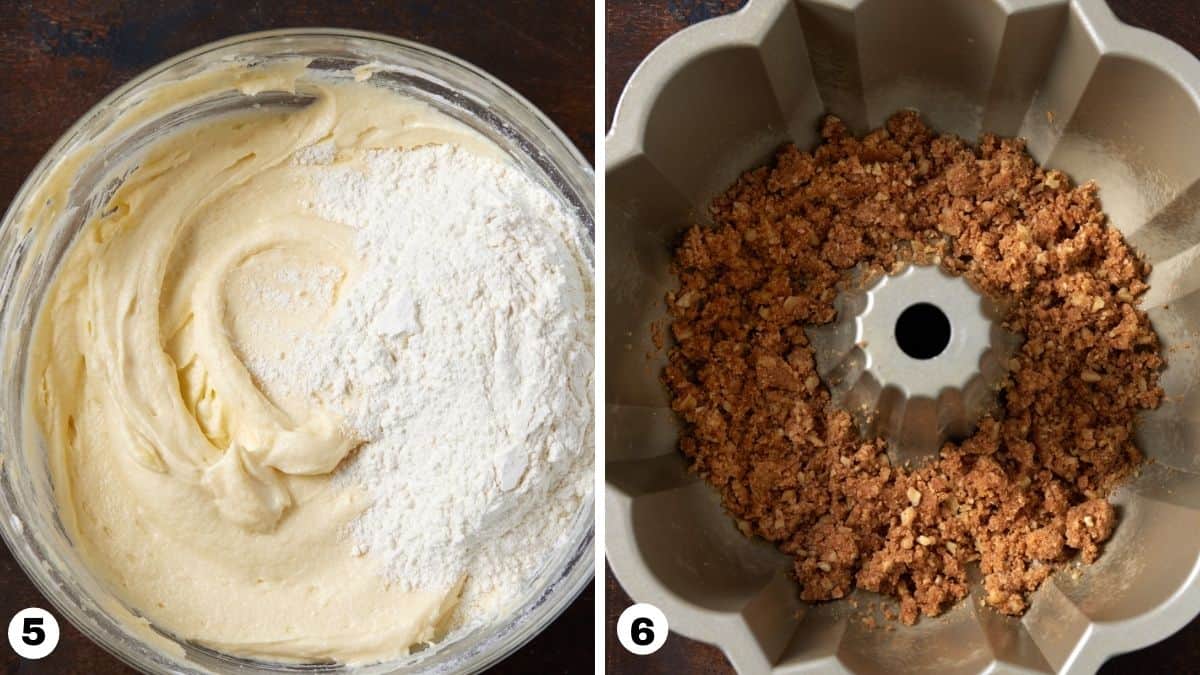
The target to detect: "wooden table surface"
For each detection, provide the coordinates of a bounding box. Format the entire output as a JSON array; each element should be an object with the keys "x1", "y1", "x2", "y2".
[
  {"x1": 0, "y1": 1, "x2": 592, "y2": 673},
  {"x1": 605, "y1": 0, "x2": 1200, "y2": 673}
]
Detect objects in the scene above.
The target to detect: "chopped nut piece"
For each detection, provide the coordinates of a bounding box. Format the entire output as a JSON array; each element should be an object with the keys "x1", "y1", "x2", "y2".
[
  {"x1": 917, "y1": 535, "x2": 937, "y2": 547},
  {"x1": 907, "y1": 487, "x2": 923, "y2": 506}
]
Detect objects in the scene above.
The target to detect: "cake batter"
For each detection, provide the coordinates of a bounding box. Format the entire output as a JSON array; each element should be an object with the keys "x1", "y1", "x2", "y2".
[{"x1": 27, "y1": 61, "x2": 501, "y2": 663}]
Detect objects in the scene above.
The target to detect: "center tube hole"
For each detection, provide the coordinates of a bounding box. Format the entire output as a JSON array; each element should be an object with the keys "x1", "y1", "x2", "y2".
[{"x1": 895, "y1": 302, "x2": 951, "y2": 360}]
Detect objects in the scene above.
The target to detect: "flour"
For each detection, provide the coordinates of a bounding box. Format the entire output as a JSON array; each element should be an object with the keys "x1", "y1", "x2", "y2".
[{"x1": 242, "y1": 143, "x2": 592, "y2": 627}]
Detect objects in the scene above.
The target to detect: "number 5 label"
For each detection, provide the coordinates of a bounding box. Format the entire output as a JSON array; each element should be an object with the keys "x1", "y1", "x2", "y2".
[
  {"x1": 8, "y1": 608, "x2": 59, "y2": 659},
  {"x1": 617, "y1": 603, "x2": 668, "y2": 655}
]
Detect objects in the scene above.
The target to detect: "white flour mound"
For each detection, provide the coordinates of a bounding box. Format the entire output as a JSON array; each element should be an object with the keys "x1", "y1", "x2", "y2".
[{"x1": 247, "y1": 143, "x2": 592, "y2": 627}]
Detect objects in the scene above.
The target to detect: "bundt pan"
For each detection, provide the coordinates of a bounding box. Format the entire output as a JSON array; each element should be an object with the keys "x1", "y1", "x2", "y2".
[{"x1": 605, "y1": 0, "x2": 1200, "y2": 672}]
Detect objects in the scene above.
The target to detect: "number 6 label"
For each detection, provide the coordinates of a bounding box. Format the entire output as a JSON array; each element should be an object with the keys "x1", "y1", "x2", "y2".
[
  {"x1": 8, "y1": 608, "x2": 59, "y2": 659},
  {"x1": 617, "y1": 603, "x2": 668, "y2": 655}
]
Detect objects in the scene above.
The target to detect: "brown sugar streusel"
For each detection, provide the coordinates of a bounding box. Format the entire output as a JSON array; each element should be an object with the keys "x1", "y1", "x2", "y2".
[{"x1": 662, "y1": 111, "x2": 1164, "y2": 624}]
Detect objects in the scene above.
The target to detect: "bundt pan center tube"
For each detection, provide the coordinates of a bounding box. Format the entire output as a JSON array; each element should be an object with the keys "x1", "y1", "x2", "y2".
[
  {"x1": 606, "y1": 0, "x2": 1200, "y2": 673},
  {"x1": 807, "y1": 263, "x2": 1019, "y2": 466}
]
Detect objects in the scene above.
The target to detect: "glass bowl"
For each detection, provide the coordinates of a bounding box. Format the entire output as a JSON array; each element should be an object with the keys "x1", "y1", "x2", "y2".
[{"x1": 0, "y1": 29, "x2": 594, "y2": 674}]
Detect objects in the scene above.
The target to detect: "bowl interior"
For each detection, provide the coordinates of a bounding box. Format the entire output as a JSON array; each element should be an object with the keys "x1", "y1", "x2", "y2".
[{"x1": 606, "y1": 0, "x2": 1200, "y2": 672}]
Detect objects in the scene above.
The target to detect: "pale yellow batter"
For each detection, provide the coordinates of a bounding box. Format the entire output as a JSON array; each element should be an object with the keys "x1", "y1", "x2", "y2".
[{"x1": 26, "y1": 62, "x2": 496, "y2": 663}]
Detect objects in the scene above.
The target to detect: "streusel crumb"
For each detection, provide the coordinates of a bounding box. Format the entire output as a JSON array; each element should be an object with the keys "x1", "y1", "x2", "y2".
[{"x1": 664, "y1": 111, "x2": 1163, "y2": 624}]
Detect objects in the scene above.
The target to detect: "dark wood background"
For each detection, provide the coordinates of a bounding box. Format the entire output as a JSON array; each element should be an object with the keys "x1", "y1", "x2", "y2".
[
  {"x1": 0, "y1": 1, "x2": 593, "y2": 673},
  {"x1": 605, "y1": 0, "x2": 1200, "y2": 673}
]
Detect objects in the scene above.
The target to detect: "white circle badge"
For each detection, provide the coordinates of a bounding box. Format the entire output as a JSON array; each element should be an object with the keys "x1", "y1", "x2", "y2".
[
  {"x1": 8, "y1": 607, "x2": 59, "y2": 659},
  {"x1": 617, "y1": 602, "x2": 668, "y2": 655}
]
